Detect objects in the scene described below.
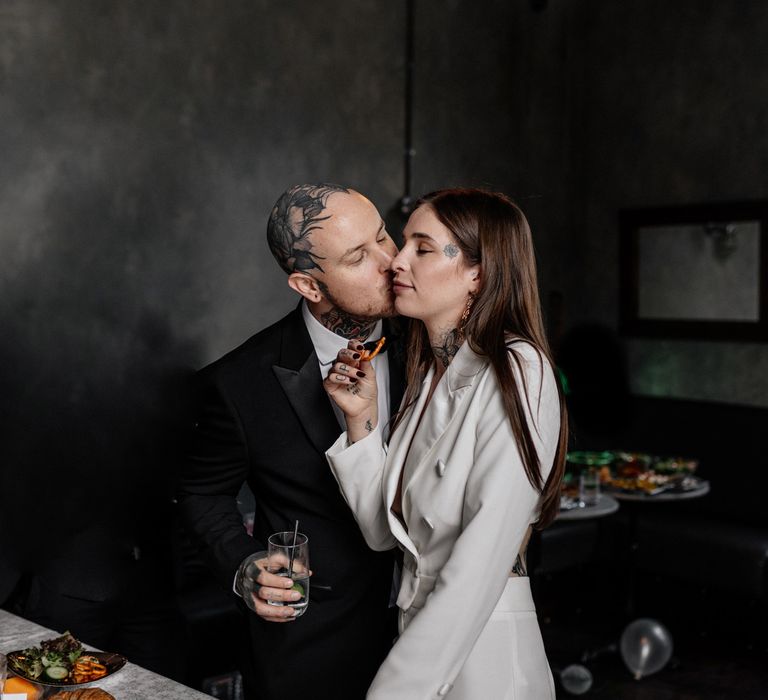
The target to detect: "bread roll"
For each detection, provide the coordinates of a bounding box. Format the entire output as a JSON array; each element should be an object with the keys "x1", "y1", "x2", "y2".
[{"x1": 47, "y1": 689, "x2": 116, "y2": 700}]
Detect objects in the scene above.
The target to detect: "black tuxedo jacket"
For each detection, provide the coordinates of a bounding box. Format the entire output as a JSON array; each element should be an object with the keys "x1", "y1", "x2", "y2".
[{"x1": 178, "y1": 305, "x2": 405, "y2": 700}]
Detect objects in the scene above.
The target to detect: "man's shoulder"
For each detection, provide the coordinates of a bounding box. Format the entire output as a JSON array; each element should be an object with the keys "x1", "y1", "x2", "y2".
[{"x1": 199, "y1": 309, "x2": 303, "y2": 381}]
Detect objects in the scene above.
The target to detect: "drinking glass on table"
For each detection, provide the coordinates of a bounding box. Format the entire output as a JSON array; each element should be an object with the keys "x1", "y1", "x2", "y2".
[
  {"x1": 266, "y1": 531, "x2": 310, "y2": 617},
  {"x1": 579, "y1": 468, "x2": 601, "y2": 506}
]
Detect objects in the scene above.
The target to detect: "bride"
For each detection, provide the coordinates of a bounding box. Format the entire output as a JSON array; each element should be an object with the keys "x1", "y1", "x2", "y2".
[{"x1": 324, "y1": 187, "x2": 567, "y2": 699}]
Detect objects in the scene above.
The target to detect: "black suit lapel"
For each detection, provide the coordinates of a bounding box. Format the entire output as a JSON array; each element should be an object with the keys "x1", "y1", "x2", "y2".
[
  {"x1": 272, "y1": 306, "x2": 341, "y2": 455},
  {"x1": 384, "y1": 317, "x2": 406, "y2": 416}
]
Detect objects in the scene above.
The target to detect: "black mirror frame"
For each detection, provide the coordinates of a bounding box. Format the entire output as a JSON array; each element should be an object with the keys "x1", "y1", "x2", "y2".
[{"x1": 619, "y1": 201, "x2": 768, "y2": 341}]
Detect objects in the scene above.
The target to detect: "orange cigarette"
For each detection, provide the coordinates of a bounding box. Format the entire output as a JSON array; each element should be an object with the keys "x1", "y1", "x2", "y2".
[{"x1": 361, "y1": 336, "x2": 386, "y2": 361}]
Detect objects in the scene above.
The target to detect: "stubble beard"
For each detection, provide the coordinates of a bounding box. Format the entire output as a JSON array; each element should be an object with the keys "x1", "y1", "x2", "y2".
[{"x1": 318, "y1": 281, "x2": 395, "y2": 340}]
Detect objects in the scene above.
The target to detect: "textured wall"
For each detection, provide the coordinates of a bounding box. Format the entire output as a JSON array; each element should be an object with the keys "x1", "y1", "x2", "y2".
[
  {"x1": 412, "y1": 0, "x2": 585, "y2": 319},
  {"x1": 562, "y1": 0, "x2": 768, "y2": 407},
  {"x1": 0, "y1": 0, "x2": 405, "y2": 559},
  {"x1": 4, "y1": 0, "x2": 575, "y2": 563},
  {"x1": 0, "y1": 0, "x2": 404, "y2": 370},
  {"x1": 3, "y1": 0, "x2": 765, "y2": 550}
]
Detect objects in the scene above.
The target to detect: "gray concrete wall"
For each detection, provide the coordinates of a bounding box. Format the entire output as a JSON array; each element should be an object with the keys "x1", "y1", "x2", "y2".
[
  {"x1": 3, "y1": 1, "x2": 570, "y2": 531},
  {"x1": 412, "y1": 0, "x2": 585, "y2": 324},
  {"x1": 2, "y1": 0, "x2": 765, "y2": 497},
  {"x1": 0, "y1": 0, "x2": 408, "y2": 533},
  {"x1": 0, "y1": 0, "x2": 405, "y2": 373},
  {"x1": 561, "y1": 0, "x2": 768, "y2": 407}
]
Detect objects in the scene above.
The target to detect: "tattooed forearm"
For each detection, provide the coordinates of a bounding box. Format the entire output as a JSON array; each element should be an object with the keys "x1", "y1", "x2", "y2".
[
  {"x1": 443, "y1": 243, "x2": 459, "y2": 258},
  {"x1": 267, "y1": 183, "x2": 349, "y2": 274},
  {"x1": 432, "y1": 327, "x2": 461, "y2": 368},
  {"x1": 320, "y1": 307, "x2": 377, "y2": 340}
]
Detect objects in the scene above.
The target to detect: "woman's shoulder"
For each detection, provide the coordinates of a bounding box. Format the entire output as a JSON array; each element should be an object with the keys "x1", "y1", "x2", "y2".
[
  {"x1": 504, "y1": 336, "x2": 550, "y2": 369},
  {"x1": 502, "y1": 336, "x2": 560, "y2": 401}
]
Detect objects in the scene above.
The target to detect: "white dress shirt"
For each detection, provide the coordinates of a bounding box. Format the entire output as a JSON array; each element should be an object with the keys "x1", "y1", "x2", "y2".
[{"x1": 301, "y1": 300, "x2": 391, "y2": 439}]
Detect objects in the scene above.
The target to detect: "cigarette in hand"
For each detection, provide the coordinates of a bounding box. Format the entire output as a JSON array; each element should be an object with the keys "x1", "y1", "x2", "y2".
[{"x1": 360, "y1": 336, "x2": 386, "y2": 361}]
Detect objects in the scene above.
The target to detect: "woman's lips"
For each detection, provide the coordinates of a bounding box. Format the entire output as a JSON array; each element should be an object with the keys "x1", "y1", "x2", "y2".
[{"x1": 393, "y1": 282, "x2": 413, "y2": 293}]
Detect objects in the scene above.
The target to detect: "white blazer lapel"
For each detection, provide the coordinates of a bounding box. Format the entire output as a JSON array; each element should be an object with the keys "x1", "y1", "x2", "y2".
[
  {"x1": 382, "y1": 367, "x2": 435, "y2": 558},
  {"x1": 401, "y1": 344, "x2": 487, "y2": 496}
]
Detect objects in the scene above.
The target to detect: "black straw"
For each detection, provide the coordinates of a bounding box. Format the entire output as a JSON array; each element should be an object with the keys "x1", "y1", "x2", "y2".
[{"x1": 288, "y1": 519, "x2": 299, "y2": 576}]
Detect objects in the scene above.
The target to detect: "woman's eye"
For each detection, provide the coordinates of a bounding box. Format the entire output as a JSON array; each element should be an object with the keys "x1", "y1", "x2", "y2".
[{"x1": 416, "y1": 248, "x2": 431, "y2": 256}]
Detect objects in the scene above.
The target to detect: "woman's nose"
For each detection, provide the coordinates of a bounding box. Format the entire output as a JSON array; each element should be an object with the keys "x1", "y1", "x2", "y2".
[{"x1": 390, "y1": 249, "x2": 408, "y2": 272}]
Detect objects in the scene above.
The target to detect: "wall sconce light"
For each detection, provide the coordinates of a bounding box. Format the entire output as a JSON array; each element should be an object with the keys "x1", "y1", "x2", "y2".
[{"x1": 704, "y1": 222, "x2": 738, "y2": 260}]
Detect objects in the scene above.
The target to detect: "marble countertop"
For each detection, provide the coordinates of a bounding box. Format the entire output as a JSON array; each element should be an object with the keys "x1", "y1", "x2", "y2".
[{"x1": 0, "y1": 610, "x2": 213, "y2": 700}]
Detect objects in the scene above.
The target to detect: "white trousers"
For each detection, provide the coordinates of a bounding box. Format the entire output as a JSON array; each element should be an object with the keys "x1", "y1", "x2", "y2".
[{"x1": 430, "y1": 577, "x2": 556, "y2": 700}]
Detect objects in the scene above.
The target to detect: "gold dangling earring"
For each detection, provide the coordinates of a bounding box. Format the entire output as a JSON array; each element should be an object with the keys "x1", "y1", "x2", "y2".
[{"x1": 458, "y1": 292, "x2": 476, "y2": 342}]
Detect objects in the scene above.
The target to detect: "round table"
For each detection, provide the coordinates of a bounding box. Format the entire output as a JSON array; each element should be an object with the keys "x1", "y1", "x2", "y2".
[
  {"x1": 557, "y1": 493, "x2": 620, "y2": 521},
  {"x1": 609, "y1": 477, "x2": 710, "y2": 618}
]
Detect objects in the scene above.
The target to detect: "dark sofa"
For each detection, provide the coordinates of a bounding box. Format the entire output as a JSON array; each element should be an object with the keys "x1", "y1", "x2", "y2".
[
  {"x1": 535, "y1": 395, "x2": 768, "y2": 609},
  {"x1": 621, "y1": 396, "x2": 768, "y2": 603}
]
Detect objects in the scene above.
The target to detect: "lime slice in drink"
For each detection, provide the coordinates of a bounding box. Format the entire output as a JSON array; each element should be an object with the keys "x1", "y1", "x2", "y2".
[{"x1": 291, "y1": 582, "x2": 305, "y2": 597}]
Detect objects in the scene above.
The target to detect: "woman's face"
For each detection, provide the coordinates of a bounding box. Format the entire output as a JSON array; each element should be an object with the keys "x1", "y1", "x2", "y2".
[{"x1": 391, "y1": 205, "x2": 480, "y2": 327}]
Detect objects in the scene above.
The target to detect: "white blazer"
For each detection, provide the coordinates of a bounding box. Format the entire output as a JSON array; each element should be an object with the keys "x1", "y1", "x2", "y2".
[{"x1": 326, "y1": 340, "x2": 560, "y2": 700}]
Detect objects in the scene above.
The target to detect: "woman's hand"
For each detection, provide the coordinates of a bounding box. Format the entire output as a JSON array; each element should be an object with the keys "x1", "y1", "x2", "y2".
[{"x1": 323, "y1": 340, "x2": 378, "y2": 442}]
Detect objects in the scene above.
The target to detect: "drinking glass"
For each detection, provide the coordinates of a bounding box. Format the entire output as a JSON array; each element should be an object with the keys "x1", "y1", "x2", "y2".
[
  {"x1": 579, "y1": 468, "x2": 601, "y2": 506},
  {"x1": 266, "y1": 531, "x2": 310, "y2": 617}
]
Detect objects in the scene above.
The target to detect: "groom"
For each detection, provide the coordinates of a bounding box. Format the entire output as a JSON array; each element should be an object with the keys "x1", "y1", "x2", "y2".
[{"x1": 178, "y1": 184, "x2": 403, "y2": 700}]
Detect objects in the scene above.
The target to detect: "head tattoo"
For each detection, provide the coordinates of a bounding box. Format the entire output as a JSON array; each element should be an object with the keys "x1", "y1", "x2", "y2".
[{"x1": 267, "y1": 183, "x2": 350, "y2": 274}]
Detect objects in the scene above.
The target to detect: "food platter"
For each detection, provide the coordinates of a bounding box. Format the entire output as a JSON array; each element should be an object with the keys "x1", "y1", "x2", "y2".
[
  {"x1": 8, "y1": 650, "x2": 126, "y2": 688},
  {"x1": 607, "y1": 476, "x2": 710, "y2": 502},
  {"x1": 8, "y1": 649, "x2": 126, "y2": 688},
  {"x1": 604, "y1": 453, "x2": 701, "y2": 497},
  {"x1": 7, "y1": 633, "x2": 126, "y2": 688},
  {"x1": 561, "y1": 450, "x2": 708, "y2": 504}
]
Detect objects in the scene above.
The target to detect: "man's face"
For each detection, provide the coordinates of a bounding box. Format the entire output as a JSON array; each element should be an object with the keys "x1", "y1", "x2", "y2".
[{"x1": 309, "y1": 191, "x2": 398, "y2": 319}]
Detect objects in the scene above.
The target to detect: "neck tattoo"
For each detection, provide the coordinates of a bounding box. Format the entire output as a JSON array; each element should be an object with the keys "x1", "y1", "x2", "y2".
[
  {"x1": 320, "y1": 307, "x2": 377, "y2": 340},
  {"x1": 432, "y1": 327, "x2": 461, "y2": 368}
]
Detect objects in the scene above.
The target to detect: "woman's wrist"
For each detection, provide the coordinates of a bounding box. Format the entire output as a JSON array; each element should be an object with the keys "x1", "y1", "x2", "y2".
[{"x1": 347, "y1": 413, "x2": 378, "y2": 444}]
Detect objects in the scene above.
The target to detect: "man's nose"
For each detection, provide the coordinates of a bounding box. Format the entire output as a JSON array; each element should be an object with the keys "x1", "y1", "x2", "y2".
[{"x1": 376, "y1": 244, "x2": 396, "y2": 269}]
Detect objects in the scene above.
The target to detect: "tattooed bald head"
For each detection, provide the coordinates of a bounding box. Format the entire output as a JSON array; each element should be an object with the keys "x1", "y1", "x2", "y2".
[
  {"x1": 267, "y1": 183, "x2": 351, "y2": 274},
  {"x1": 268, "y1": 183, "x2": 399, "y2": 335}
]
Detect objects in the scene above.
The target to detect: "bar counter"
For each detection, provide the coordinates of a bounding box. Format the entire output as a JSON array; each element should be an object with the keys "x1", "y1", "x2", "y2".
[{"x1": 0, "y1": 609, "x2": 212, "y2": 700}]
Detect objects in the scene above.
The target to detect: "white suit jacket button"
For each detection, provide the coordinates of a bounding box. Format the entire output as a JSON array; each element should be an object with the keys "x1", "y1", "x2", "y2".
[
  {"x1": 436, "y1": 459, "x2": 447, "y2": 477},
  {"x1": 437, "y1": 683, "x2": 453, "y2": 696}
]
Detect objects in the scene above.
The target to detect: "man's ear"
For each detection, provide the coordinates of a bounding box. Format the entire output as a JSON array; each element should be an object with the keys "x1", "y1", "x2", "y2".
[{"x1": 288, "y1": 272, "x2": 323, "y2": 303}]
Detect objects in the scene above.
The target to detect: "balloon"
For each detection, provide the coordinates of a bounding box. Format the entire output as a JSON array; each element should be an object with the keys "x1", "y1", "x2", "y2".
[
  {"x1": 619, "y1": 618, "x2": 673, "y2": 680},
  {"x1": 560, "y1": 664, "x2": 593, "y2": 695}
]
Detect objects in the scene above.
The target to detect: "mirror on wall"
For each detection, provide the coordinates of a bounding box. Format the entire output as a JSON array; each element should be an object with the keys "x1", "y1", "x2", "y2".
[{"x1": 619, "y1": 201, "x2": 768, "y2": 341}]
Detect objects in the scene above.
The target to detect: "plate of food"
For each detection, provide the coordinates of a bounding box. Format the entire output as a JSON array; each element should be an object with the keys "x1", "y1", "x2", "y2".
[
  {"x1": 6, "y1": 631, "x2": 126, "y2": 688},
  {"x1": 604, "y1": 453, "x2": 701, "y2": 495}
]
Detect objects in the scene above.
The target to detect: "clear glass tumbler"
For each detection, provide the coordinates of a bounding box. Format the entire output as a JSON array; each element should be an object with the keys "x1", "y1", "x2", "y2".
[
  {"x1": 579, "y1": 468, "x2": 601, "y2": 506},
  {"x1": 266, "y1": 531, "x2": 310, "y2": 617}
]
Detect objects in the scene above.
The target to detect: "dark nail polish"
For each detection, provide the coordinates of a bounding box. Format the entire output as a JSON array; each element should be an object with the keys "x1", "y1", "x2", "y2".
[
  {"x1": 356, "y1": 371, "x2": 366, "y2": 378},
  {"x1": 356, "y1": 344, "x2": 364, "y2": 350},
  {"x1": 350, "y1": 378, "x2": 358, "y2": 383},
  {"x1": 352, "y1": 353, "x2": 361, "y2": 360}
]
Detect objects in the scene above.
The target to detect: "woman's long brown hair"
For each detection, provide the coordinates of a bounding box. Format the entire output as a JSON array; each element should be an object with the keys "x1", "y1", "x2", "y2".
[{"x1": 393, "y1": 188, "x2": 568, "y2": 528}]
